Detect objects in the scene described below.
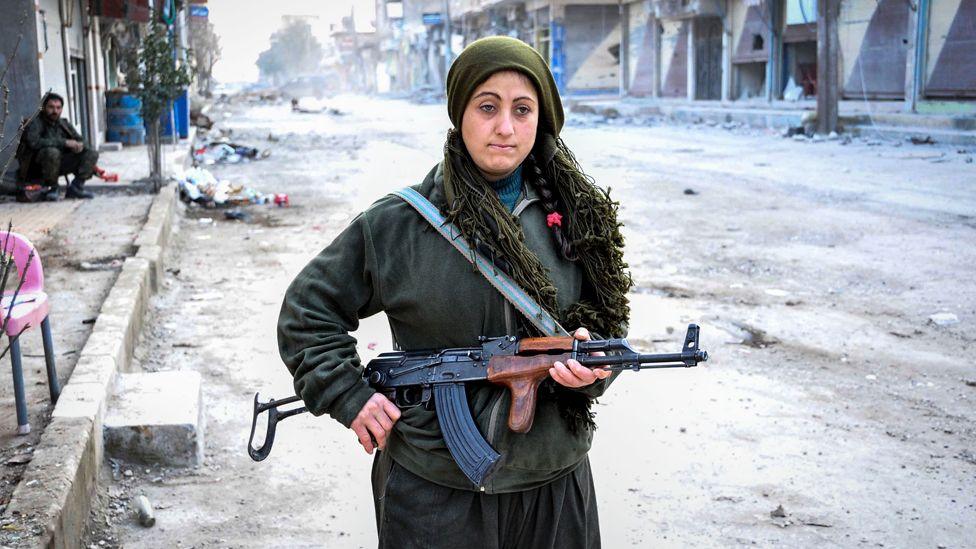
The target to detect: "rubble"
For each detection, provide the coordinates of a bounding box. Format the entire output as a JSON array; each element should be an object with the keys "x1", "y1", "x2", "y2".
[
  {"x1": 133, "y1": 496, "x2": 155, "y2": 527},
  {"x1": 175, "y1": 167, "x2": 277, "y2": 208},
  {"x1": 192, "y1": 141, "x2": 269, "y2": 165},
  {"x1": 928, "y1": 312, "x2": 959, "y2": 327}
]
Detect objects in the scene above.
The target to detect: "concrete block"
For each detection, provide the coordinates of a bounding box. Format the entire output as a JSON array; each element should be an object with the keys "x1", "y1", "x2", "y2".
[
  {"x1": 136, "y1": 244, "x2": 164, "y2": 292},
  {"x1": 81, "y1": 327, "x2": 127, "y2": 374},
  {"x1": 6, "y1": 416, "x2": 98, "y2": 549},
  {"x1": 53, "y1": 382, "x2": 106, "y2": 421},
  {"x1": 103, "y1": 371, "x2": 204, "y2": 467},
  {"x1": 134, "y1": 185, "x2": 176, "y2": 249},
  {"x1": 68, "y1": 354, "x2": 118, "y2": 391}
]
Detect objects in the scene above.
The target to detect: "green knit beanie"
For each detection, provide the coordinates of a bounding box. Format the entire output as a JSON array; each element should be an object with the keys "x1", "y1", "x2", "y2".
[{"x1": 446, "y1": 36, "x2": 564, "y2": 136}]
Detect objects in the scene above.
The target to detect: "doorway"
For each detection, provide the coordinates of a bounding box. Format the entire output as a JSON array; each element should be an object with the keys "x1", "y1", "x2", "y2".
[
  {"x1": 69, "y1": 56, "x2": 90, "y2": 141},
  {"x1": 695, "y1": 17, "x2": 723, "y2": 100}
]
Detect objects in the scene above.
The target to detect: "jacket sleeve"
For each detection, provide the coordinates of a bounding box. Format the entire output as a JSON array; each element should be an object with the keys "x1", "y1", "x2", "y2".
[
  {"x1": 277, "y1": 211, "x2": 385, "y2": 427},
  {"x1": 24, "y1": 117, "x2": 64, "y2": 150}
]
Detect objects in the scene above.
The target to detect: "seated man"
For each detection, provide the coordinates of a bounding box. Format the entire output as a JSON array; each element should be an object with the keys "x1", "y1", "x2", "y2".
[{"x1": 15, "y1": 92, "x2": 96, "y2": 200}]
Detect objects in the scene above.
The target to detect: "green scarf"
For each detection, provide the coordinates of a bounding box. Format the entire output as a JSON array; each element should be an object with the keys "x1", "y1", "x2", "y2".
[{"x1": 443, "y1": 37, "x2": 632, "y2": 431}]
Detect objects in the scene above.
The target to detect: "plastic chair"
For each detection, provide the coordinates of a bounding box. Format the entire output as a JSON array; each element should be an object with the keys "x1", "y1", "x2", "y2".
[{"x1": 1, "y1": 232, "x2": 60, "y2": 434}]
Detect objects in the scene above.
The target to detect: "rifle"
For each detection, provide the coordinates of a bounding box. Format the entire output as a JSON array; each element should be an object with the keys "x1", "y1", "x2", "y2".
[{"x1": 248, "y1": 324, "x2": 708, "y2": 487}]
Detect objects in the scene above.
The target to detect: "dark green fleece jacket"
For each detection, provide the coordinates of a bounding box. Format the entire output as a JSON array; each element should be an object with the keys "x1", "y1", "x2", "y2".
[{"x1": 277, "y1": 162, "x2": 614, "y2": 493}]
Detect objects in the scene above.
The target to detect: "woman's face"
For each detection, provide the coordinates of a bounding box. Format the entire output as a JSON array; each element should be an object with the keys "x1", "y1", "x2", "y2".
[{"x1": 460, "y1": 71, "x2": 539, "y2": 182}]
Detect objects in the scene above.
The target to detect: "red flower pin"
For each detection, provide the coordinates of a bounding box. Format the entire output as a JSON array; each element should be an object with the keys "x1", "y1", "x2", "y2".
[{"x1": 546, "y1": 212, "x2": 563, "y2": 228}]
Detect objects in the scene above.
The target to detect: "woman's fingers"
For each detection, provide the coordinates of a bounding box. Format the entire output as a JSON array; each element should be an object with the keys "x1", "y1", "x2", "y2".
[
  {"x1": 351, "y1": 393, "x2": 402, "y2": 454},
  {"x1": 573, "y1": 327, "x2": 591, "y2": 341},
  {"x1": 381, "y1": 397, "x2": 402, "y2": 422},
  {"x1": 550, "y1": 359, "x2": 605, "y2": 388},
  {"x1": 352, "y1": 423, "x2": 375, "y2": 454}
]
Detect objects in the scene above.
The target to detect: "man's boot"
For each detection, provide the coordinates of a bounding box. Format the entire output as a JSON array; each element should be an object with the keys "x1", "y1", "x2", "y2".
[{"x1": 65, "y1": 178, "x2": 94, "y2": 199}]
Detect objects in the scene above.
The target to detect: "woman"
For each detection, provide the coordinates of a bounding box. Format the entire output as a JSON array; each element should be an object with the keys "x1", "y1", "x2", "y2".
[{"x1": 278, "y1": 36, "x2": 631, "y2": 548}]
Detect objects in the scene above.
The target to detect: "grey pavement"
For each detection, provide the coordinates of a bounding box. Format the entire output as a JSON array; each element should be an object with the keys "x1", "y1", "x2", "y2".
[{"x1": 0, "y1": 141, "x2": 188, "y2": 527}]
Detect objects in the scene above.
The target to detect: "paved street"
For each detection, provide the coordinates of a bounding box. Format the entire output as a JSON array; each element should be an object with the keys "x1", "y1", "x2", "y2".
[{"x1": 87, "y1": 95, "x2": 975, "y2": 548}]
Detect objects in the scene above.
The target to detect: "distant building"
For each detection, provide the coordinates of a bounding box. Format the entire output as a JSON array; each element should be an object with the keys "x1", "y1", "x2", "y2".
[
  {"x1": 372, "y1": 0, "x2": 975, "y2": 115},
  {"x1": 0, "y1": 0, "x2": 195, "y2": 176}
]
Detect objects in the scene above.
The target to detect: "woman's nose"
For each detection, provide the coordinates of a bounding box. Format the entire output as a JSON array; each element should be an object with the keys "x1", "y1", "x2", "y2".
[{"x1": 496, "y1": 112, "x2": 515, "y2": 136}]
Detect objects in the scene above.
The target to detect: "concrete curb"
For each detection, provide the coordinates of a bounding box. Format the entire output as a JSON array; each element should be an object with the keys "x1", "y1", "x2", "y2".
[{"x1": 3, "y1": 182, "x2": 180, "y2": 549}]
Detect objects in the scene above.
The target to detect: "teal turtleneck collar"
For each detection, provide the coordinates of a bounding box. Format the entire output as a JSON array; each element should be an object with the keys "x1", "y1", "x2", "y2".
[{"x1": 490, "y1": 165, "x2": 523, "y2": 213}]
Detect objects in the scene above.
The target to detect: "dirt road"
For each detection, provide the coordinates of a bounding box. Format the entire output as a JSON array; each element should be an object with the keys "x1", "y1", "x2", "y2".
[{"x1": 85, "y1": 95, "x2": 975, "y2": 548}]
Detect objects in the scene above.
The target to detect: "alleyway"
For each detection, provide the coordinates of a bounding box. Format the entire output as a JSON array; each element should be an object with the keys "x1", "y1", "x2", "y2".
[{"x1": 86, "y1": 95, "x2": 974, "y2": 548}]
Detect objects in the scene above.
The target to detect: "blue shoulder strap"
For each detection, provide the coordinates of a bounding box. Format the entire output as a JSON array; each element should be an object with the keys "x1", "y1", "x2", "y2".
[{"x1": 393, "y1": 187, "x2": 570, "y2": 337}]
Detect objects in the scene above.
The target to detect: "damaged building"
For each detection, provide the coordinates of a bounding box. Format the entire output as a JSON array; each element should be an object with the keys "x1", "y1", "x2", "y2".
[{"x1": 373, "y1": 0, "x2": 974, "y2": 122}]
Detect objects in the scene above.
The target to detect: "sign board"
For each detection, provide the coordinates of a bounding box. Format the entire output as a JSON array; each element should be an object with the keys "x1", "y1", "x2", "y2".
[
  {"x1": 189, "y1": 5, "x2": 209, "y2": 18},
  {"x1": 386, "y1": 1, "x2": 403, "y2": 19},
  {"x1": 422, "y1": 12, "x2": 442, "y2": 25}
]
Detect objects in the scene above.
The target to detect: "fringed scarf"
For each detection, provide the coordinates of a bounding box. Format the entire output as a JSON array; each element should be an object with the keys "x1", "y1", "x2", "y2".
[{"x1": 441, "y1": 130, "x2": 632, "y2": 431}]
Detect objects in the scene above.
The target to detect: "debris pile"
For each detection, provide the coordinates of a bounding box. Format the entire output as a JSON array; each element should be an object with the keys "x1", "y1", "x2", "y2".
[
  {"x1": 175, "y1": 167, "x2": 283, "y2": 208},
  {"x1": 192, "y1": 142, "x2": 268, "y2": 165}
]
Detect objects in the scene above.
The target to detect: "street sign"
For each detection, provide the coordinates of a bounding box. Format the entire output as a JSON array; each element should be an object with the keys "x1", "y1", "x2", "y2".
[
  {"x1": 189, "y1": 5, "x2": 209, "y2": 18},
  {"x1": 422, "y1": 12, "x2": 442, "y2": 25}
]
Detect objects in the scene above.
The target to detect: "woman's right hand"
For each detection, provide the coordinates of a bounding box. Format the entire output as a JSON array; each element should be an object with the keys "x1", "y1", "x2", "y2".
[{"x1": 350, "y1": 393, "x2": 402, "y2": 454}]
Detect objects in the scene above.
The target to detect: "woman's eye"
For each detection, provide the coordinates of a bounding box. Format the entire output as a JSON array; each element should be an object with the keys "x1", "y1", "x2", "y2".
[
  {"x1": 515, "y1": 106, "x2": 531, "y2": 115},
  {"x1": 479, "y1": 104, "x2": 496, "y2": 113}
]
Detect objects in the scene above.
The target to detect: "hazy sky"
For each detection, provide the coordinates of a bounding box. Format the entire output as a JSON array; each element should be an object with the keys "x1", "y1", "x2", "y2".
[{"x1": 207, "y1": 0, "x2": 376, "y2": 83}]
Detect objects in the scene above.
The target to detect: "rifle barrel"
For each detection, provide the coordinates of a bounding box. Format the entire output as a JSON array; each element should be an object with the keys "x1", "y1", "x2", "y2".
[{"x1": 576, "y1": 350, "x2": 707, "y2": 367}]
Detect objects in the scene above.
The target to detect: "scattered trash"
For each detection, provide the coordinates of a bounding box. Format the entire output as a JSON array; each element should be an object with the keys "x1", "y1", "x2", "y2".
[
  {"x1": 764, "y1": 289, "x2": 790, "y2": 297},
  {"x1": 273, "y1": 193, "x2": 290, "y2": 207},
  {"x1": 224, "y1": 209, "x2": 251, "y2": 222},
  {"x1": 94, "y1": 166, "x2": 119, "y2": 182},
  {"x1": 5, "y1": 452, "x2": 33, "y2": 466},
  {"x1": 782, "y1": 77, "x2": 804, "y2": 102},
  {"x1": 124, "y1": 469, "x2": 133, "y2": 478},
  {"x1": 770, "y1": 504, "x2": 787, "y2": 518},
  {"x1": 784, "y1": 126, "x2": 806, "y2": 138},
  {"x1": 963, "y1": 379, "x2": 976, "y2": 388},
  {"x1": 827, "y1": 131, "x2": 839, "y2": 141},
  {"x1": 909, "y1": 135, "x2": 935, "y2": 145},
  {"x1": 24, "y1": 479, "x2": 39, "y2": 487},
  {"x1": 683, "y1": 188, "x2": 698, "y2": 196},
  {"x1": 78, "y1": 259, "x2": 124, "y2": 271},
  {"x1": 928, "y1": 312, "x2": 959, "y2": 327},
  {"x1": 193, "y1": 142, "x2": 268, "y2": 165},
  {"x1": 865, "y1": 374, "x2": 877, "y2": 381},
  {"x1": 175, "y1": 167, "x2": 278, "y2": 208},
  {"x1": 134, "y1": 495, "x2": 156, "y2": 527}
]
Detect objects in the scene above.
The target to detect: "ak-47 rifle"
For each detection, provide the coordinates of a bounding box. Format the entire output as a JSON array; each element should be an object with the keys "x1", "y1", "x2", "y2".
[{"x1": 248, "y1": 324, "x2": 708, "y2": 488}]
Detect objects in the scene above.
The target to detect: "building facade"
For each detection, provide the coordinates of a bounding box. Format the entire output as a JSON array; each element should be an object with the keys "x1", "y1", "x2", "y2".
[
  {"x1": 374, "y1": 0, "x2": 974, "y2": 115},
  {"x1": 1, "y1": 0, "x2": 193, "y2": 177}
]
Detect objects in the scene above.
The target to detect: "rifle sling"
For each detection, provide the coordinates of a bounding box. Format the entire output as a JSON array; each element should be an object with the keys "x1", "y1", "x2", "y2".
[{"x1": 393, "y1": 187, "x2": 570, "y2": 338}]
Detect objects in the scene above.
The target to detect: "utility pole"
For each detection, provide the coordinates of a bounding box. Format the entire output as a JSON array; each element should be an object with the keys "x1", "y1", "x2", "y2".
[
  {"x1": 816, "y1": 0, "x2": 839, "y2": 134},
  {"x1": 444, "y1": 0, "x2": 453, "y2": 73}
]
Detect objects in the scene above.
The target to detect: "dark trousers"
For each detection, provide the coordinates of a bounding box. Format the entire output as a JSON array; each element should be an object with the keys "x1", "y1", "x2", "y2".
[
  {"x1": 30, "y1": 147, "x2": 98, "y2": 188},
  {"x1": 372, "y1": 452, "x2": 601, "y2": 549}
]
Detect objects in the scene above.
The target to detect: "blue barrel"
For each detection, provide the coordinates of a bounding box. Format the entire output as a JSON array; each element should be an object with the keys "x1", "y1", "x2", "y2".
[
  {"x1": 106, "y1": 127, "x2": 147, "y2": 146},
  {"x1": 157, "y1": 90, "x2": 190, "y2": 139},
  {"x1": 105, "y1": 92, "x2": 145, "y2": 145}
]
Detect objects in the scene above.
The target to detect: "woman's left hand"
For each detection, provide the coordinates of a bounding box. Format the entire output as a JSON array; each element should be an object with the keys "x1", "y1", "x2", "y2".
[{"x1": 549, "y1": 328, "x2": 610, "y2": 388}]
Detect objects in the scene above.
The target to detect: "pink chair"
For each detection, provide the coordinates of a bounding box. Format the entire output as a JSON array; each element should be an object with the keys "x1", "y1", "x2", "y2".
[{"x1": 1, "y1": 232, "x2": 60, "y2": 434}]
